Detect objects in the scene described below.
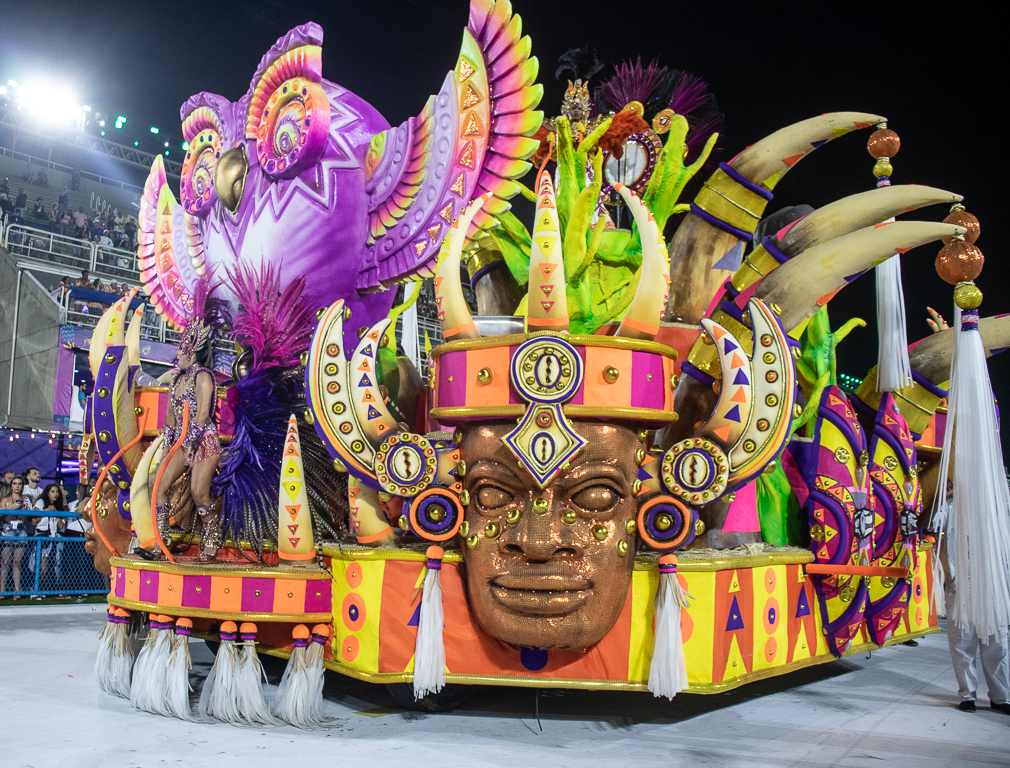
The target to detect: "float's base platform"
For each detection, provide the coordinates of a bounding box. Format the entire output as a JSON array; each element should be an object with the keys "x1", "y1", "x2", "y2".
[{"x1": 107, "y1": 543, "x2": 938, "y2": 694}]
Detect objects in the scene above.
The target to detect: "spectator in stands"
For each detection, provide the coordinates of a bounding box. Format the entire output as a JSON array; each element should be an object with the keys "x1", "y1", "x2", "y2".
[
  {"x1": 32, "y1": 198, "x2": 46, "y2": 220},
  {"x1": 32, "y1": 483, "x2": 68, "y2": 597},
  {"x1": 98, "y1": 230, "x2": 113, "y2": 249},
  {"x1": 59, "y1": 208, "x2": 72, "y2": 236},
  {"x1": 10, "y1": 208, "x2": 24, "y2": 227},
  {"x1": 23, "y1": 468, "x2": 44, "y2": 509},
  {"x1": 0, "y1": 179, "x2": 8, "y2": 199},
  {"x1": 2, "y1": 471, "x2": 13, "y2": 488},
  {"x1": 71, "y1": 168, "x2": 80, "y2": 192},
  {"x1": 124, "y1": 217, "x2": 137, "y2": 249},
  {"x1": 37, "y1": 168, "x2": 48, "y2": 187},
  {"x1": 15, "y1": 187, "x2": 26, "y2": 210},
  {"x1": 48, "y1": 204, "x2": 59, "y2": 233},
  {"x1": 58, "y1": 187, "x2": 69, "y2": 210},
  {"x1": 107, "y1": 281, "x2": 119, "y2": 295},
  {"x1": 1, "y1": 475, "x2": 33, "y2": 599},
  {"x1": 88, "y1": 218, "x2": 104, "y2": 242},
  {"x1": 73, "y1": 206, "x2": 88, "y2": 238}
]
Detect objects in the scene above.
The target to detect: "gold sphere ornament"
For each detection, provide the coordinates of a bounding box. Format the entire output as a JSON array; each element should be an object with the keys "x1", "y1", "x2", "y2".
[
  {"x1": 561, "y1": 509, "x2": 577, "y2": 525},
  {"x1": 935, "y1": 240, "x2": 984, "y2": 284},
  {"x1": 616, "y1": 540, "x2": 629, "y2": 556},
  {"x1": 507, "y1": 507, "x2": 522, "y2": 524},
  {"x1": 459, "y1": 520, "x2": 470, "y2": 537},
  {"x1": 943, "y1": 206, "x2": 980, "y2": 244},
  {"x1": 466, "y1": 534, "x2": 480, "y2": 549},
  {"x1": 867, "y1": 128, "x2": 900, "y2": 159},
  {"x1": 872, "y1": 158, "x2": 893, "y2": 178},
  {"x1": 953, "y1": 281, "x2": 983, "y2": 310},
  {"x1": 484, "y1": 522, "x2": 501, "y2": 539},
  {"x1": 592, "y1": 524, "x2": 609, "y2": 541},
  {"x1": 603, "y1": 365, "x2": 620, "y2": 383},
  {"x1": 532, "y1": 497, "x2": 549, "y2": 514}
]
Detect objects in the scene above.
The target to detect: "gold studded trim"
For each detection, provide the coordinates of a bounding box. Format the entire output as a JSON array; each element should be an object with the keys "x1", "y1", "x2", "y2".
[
  {"x1": 106, "y1": 596, "x2": 331, "y2": 624},
  {"x1": 430, "y1": 405, "x2": 679, "y2": 424},
  {"x1": 108, "y1": 556, "x2": 328, "y2": 581},
  {"x1": 430, "y1": 332, "x2": 678, "y2": 361}
]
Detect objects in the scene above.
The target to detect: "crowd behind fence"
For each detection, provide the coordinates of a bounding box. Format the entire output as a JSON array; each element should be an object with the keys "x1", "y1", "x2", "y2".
[{"x1": 1, "y1": 511, "x2": 107, "y2": 599}]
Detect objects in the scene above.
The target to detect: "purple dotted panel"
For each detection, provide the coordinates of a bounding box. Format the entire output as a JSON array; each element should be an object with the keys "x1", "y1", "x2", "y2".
[
  {"x1": 182, "y1": 575, "x2": 212, "y2": 610},
  {"x1": 138, "y1": 570, "x2": 159, "y2": 604},
  {"x1": 304, "y1": 581, "x2": 331, "y2": 613},
  {"x1": 242, "y1": 578, "x2": 275, "y2": 612}
]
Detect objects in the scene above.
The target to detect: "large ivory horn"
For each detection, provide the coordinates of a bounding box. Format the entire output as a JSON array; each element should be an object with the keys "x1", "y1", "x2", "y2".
[
  {"x1": 733, "y1": 185, "x2": 962, "y2": 295},
  {"x1": 856, "y1": 314, "x2": 1010, "y2": 436},
  {"x1": 432, "y1": 194, "x2": 491, "y2": 341},
  {"x1": 665, "y1": 112, "x2": 884, "y2": 325},
  {"x1": 757, "y1": 221, "x2": 965, "y2": 332},
  {"x1": 88, "y1": 295, "x2": 131, "y2": 379},
  {"x1": 615, "y1": 184, "x2": 668, "y2": 340},
  {"x1": 126, "y1": 305, "x2": 145, "y2": 368}
]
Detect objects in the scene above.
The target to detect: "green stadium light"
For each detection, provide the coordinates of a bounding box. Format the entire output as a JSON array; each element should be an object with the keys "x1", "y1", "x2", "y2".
[
  {"x1": 150, "y1": 126, "x2": 159, "y2": 134},
  {"x1": 115, "y1": 115, "x2": 126, "y2": 129},
  {"x1": 164, "y1": 150, "x2": 169, "y2": 156},
  {"x1": 133, "y1": 141, "x2": 139, "y2": 147},
  {"x1": 100, "y1": 130, "x2": 105, "y2": 136},
  {"x1": 182, "y1": 140, "x2": 189, "y2": 151}
]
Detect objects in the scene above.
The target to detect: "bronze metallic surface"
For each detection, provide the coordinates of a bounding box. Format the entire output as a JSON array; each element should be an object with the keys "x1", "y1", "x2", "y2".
[
  {"x1": 461, "y1": 422, "x2": 639, "y2": 650},
  {"x1": 943, "y1": 209, "x2": 980, "y2": 244},
  {"x1": 936, "y1": 241, "x2": 984, "y2": 284},
  {"x1": 214, "y1": 145, "x2": 248, "y2": 213},
  {"x1": 867, "y1": 128, "x2": 900, "y2": 159}
]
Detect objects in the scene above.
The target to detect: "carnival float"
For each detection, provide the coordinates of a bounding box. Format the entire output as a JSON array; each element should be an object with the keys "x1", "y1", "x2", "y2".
[{"x1": 79, "y1": 0, "x2": 1010, "y2": 724}]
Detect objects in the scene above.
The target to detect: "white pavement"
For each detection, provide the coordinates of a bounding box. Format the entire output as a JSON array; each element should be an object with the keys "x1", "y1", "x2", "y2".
[{"x1": 1, "y1": 606, "x2": 1007, "y2": 768}]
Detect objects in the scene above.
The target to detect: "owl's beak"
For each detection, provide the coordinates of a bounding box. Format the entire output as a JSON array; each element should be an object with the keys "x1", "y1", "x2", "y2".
[{"x1": 215, "y1": 145, "x2": 248, "y2": 213}]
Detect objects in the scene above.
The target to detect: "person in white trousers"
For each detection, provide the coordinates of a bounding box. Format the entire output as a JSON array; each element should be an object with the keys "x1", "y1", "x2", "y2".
[{"x1": 941, "y1": 491, "x2": 1010, "y2": 714}]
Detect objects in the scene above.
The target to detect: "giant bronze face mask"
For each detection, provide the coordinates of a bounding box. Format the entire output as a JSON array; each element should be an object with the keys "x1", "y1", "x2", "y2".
[{"x1": 461, "y1": 422, "x2": 639, "y2": 650}]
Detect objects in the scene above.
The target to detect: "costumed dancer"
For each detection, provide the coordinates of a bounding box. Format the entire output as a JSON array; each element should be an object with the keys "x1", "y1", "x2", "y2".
[{"x1": 136, "y1": 281, "x2": 229, "y2": 561}]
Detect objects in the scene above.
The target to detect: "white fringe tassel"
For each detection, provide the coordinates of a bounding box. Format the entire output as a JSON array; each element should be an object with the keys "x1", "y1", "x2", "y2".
[
  {"x1": 199, "y1": 622, "x2": 243, "y2": 724},
  {"x1": 875, "y1": 252, "x2": 913, "y2": 391},
  {"x1": 649, "y1": 554, "x2": 691, "y2": 699},
  {"x1": 273, "y1": 624, "x2": 332, "y2": 728},
  {"x1": 164, "y1": 618, "x2": 195, "y2": 720},
  {"x1": 933, "y1": 304, "x2": 1010, "y2": 641},
  {"x1": 95, "y1": 607, "x2": 134, "y2": 699},
  {"x1": 234, "y1": 623, "x2": 279, "y2": 725},
  {"x1": 130, "y1": 615, "x2": 174, "y2": 714},
  {"x1": 413, "y1": 546, "x2": 446, "y2": 700}
]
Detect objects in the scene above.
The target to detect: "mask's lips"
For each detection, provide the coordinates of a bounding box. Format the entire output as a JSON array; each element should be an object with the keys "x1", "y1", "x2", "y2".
[{"x1": 490, "y1": 569, "x2": 593, "y2": 616}]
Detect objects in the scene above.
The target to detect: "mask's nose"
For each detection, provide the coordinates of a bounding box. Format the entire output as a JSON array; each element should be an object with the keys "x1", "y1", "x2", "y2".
[{"x1": 215, "y1": 145, "x2": 248, "y2": 213}]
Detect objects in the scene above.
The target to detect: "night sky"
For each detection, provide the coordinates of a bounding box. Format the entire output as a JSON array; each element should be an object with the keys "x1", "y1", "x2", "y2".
[{"x1": 1, "y1": 0, "x2": 1006, "y2": 445}]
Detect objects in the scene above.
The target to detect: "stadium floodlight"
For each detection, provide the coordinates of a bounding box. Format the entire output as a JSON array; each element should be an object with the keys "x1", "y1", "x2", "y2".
[
  {"x1": 150, "y1": 126, "x2": 160, "y2": 134},
  {"x1": 15, "y1": 80, "x2": 84, "y2": 126},
  {"x1": 134, "y1": 141, "x2": 139, "y2": 147},
  {"x1": 7, "y1": 80, "x2": 17, "y2": 88},
  {"x1": 182, "y1": 141, "x2": 189, "y2": 151},
  {"x1": 0, "y1": 87, "x2": 7, "y2": 96},
  {"x1": 115, "y1": 115, "x2": 126, "y2": 128},
  {"x1": 100, "y1": 130, "x2": 105, "y2": 136},
  {"x1": 164, "y1": 141, "x2": 169, "y2": 147},
  {"x1": 98, "y1": 120, "x2": 105, "y2": 127},
  {"x1": 82, "y1": 104, "x2": 91, "y2": 112},
  {"x1": 164, "y1": 150, "x2": 170, "y2": 156}
]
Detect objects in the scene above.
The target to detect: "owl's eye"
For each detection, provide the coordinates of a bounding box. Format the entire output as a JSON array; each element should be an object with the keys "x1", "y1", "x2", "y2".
[
  {"x1": 247, "y1": 76, "x2": 329, "y2": 179},
  {"x1": 180, "y1": 107, "x2": 223, "y2": 217}
]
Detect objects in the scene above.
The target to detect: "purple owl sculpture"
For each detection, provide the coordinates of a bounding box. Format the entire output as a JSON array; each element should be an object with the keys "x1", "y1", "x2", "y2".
[{"x1": 138, "y1": 0, "x2": 543, "y2": 347}]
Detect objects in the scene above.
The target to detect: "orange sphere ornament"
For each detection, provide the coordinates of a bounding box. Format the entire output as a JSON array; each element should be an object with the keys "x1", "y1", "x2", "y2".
[
  {"x1": 867, "y1": 128, "x2": 900, "y2": 159},
  {"x1": 935, "y1": 239, "x2": 984, "y2": 284},
  {"x1": 943, "y1": 206, "x2": 980, "y2": 244}
]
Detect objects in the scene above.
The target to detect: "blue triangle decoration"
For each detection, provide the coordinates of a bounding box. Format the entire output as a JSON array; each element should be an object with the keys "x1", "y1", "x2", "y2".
[
  {"x1": 811, "y1": 139, "x2": 828, "y2": 148},
  {"x1": 407, "y1": 601, "x2": 421, "y2": 627},
  {"x1": 366, "y1": 405, "x2": 382, "y2": 420},
  {"x1": 713, "y1": 241, "x2": 744, "y2": 271},
  {"x1": 358, "y1": 373, "x2": 373, "y2": 388},
  {"x1": 724, "y1": 404, "x2": 742, "y2": 423},
  {"x1": 362, "y1": 344, "x2": 373, "y2": 357},
  {"x1": 638, "y1": 466, "x2": 652, "y2": 481},
  {"x1": 723, "y1": 338, "x2": 738, "y2": 353},
  {"x1": 796, "y1": 588, "x2": 811, "y2": 618},
  {"x1": 726, "y1": 595, "x2": 745, "y2": 631},
  {"x1": 843, "y1": 269, "x2": 868, "y2": 284},
  {"x1": 733, "y1": 369, "x2": 750, "y2": 385}
]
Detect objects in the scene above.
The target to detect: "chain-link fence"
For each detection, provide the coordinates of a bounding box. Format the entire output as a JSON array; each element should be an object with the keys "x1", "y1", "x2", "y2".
[{"x1": 0, "y1": 512, "x2": 107, "y2": 598}]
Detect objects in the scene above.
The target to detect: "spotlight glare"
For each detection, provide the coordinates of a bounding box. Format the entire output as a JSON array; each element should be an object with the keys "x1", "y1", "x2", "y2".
[{"x1": 149, "y1": 126, "x2": 159, "y2": 134}]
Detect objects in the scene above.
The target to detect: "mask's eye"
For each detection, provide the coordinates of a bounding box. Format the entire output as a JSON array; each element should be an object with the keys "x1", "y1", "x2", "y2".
[
  {"x1": 570, "y1": 485, "x2": 620, "y2": 514},
  {"x1": 247, "y1": 64, "x2": 330, "y2": 179},
  {"x1": 180, "y1": 107, "x2": 223, "y2": 217},
  {"x1": 477, "y1": 485, "x2": 513, "y2": 510}
]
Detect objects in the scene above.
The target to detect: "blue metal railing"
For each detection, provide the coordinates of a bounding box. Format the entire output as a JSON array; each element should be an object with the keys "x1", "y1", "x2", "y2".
[{"x1": 1, "y1": 512, "x2": 108, "y2": 598}]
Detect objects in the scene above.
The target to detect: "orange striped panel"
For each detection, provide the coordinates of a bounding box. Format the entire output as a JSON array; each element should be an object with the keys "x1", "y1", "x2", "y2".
[
  {"x1": 582, "y1": 347, "x2": 632, "y2": 407},
  {"x1": 158, "y1": 572, "x2": 184, "y2": 608},
  {"x1": 273, "y1": 580, "x2": 307, "y2": 615},
  {"x1": 209, "y1": 577, "x2": 243, "y2": 613},
  {"x1": 464, "y1": 346, "x2": 511, "y2": 406}
]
